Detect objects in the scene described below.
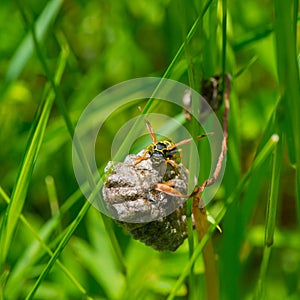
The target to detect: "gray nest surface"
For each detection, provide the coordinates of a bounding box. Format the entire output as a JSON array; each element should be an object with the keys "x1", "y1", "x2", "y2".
[{"x1": 102, "y1": 151, "x2": 189, "y2": 251}]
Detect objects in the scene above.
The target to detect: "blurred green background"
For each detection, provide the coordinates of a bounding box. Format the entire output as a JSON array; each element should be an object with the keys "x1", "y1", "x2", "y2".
[{"x1": 0, "y1": 0, "x2": 299, "y2": 299}]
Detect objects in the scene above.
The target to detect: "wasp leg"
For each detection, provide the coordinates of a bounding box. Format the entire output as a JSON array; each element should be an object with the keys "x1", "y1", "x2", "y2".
[
  {"x1": 156, "y1": 182, "x2": 190, "y2": 198},
  {"x1": 165, "y1": 158, "x2": 179, "y2": 168},
  {"x1": 165, "y1": 157, "x2": 184, "y2": 176},
  {"x1": 134, "y1": 149, "x2": 149, "y2": 165}
]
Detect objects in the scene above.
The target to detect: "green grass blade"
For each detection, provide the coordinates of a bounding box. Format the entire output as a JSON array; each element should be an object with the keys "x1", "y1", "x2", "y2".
[
  {"x1": 265, "y1": 134, "x2": 283, "y2": 247},
  {"x1": 167, "y1": 134, "x2": 279, "y2": 299},
  {"x1": 161, "y1": 0, "x2": 214, "y2": 82},
  {"x1": 232, "y1": 24, "x2": 273, "y2": 52},
  {"x1": 0, "y1": 41, "x2": 68, "y2": 268},
  {"x1": 201, "y1": 0, "x2": 219, "y2": 76},
  {"x1": 25, "y1": 200, "x2": 91, "y2": 300},
  {"x1": 221, "y1": 0, "x2": 227, "y2": 78},
  {"x1": 254, "y1": 246, "x2": 272, "y2": 300},
  {"x1": 239, "y1": 96, "x2": 282, "y2": 223},
  {"x1": 17, "y1": 2, "x2": 75, "y2": 138},
  {"x1": 113, "y1": 0, "x2": 214, "y2": 163},
  {"x1": 0, "y1": 187, "x2": 89, "y2": 299},
  {"x1": 28, "y1": 6, "x2": 218, "y2": 295},
  {"x1": 254, "y1": 129, "x2": 283, "y2": 299},
  {"x1": 45, "y1": 176, "x2": 60, "y2": 218},
  {"x1": 14, "y1": 17, "x2": 126, "y2": 292},
  {"x1": 25, "y1": 169, "x2": 127, "y2": 299},
  {"x1": 18, "y1": 4, "x2": 127, "y2": 291},
  {"x1": 1, "y1": 0, "x2": 62, "y2": 93},
  {"x1": 234, "y1": 55, "x2": 259, "y2": 78},
  {"x1": 274, "y1": 0, "x2": 300, "y2": 221}
]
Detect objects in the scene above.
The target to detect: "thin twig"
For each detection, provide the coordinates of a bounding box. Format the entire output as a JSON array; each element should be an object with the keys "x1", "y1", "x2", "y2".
[
  {"x1": 192, "y1": 74, "x2": 230, "y2": 300},
  {"x1": 193, "y1": 74, "x2": 230, "y2": 195}
]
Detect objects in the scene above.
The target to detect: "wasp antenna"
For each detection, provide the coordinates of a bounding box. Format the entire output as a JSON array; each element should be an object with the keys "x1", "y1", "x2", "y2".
[
  {"x1": 138, "y1": 106, "x2": 157, "y2": 144},
  {"x1": 170, "y1": 132, "x2": 213, "y2": 149},
  {"x1": 196, "y1": 132, "x2": 214, "y2": 139},
  {"x1": 171, "y1": 138, "x2": 193, "y2": 149},
  {"x1": 145, "y1": 119, "x2": 157, "y2": 144}
]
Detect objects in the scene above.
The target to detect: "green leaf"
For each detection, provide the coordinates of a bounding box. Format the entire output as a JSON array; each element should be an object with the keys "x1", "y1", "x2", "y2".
[
  {"x1": 0, "y1": 39, "x2": 68, "y2": 268},
  {"x1": 4, "y1": 0, "x2": 63, "y2": 83},
  {"x1": 273, "y1": 0, "x2": 300, "y2": 221}
]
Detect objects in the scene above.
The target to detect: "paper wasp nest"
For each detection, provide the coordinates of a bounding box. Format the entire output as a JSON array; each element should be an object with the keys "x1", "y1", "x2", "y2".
[{"x1": 102, "y1": 151, "x2": 189, "y2": 251}]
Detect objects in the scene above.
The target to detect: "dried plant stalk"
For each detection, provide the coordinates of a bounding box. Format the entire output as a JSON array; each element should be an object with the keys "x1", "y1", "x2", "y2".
[{"x1": 191, "y1": 74, "x2": 230, "y2": 300}]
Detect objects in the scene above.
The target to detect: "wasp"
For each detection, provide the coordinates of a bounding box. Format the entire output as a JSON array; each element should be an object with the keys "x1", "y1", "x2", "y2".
[
  {"x1": 134, "y1": 116, "x2": 211, "y2": 197},
  {"x1": 135, "y1": 118, "x2": 209, "y2": 166}
]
